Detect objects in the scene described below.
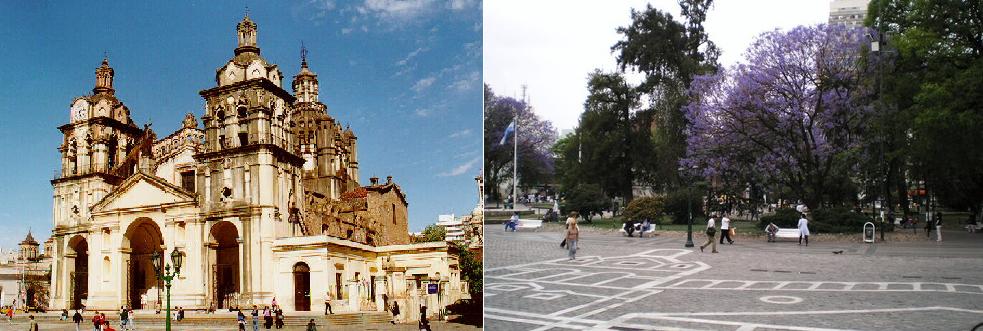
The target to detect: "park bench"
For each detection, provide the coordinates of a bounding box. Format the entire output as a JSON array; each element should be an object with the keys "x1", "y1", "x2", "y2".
[
  {"x1": 516, "y1": 219, "x2": 543, "y2": 231},
  {"x1": 764, "y1": 227, "x2": 801, "y2": 241},
  {"x1": 620, "y1": 223, "x2": 656, "y2": 237}
]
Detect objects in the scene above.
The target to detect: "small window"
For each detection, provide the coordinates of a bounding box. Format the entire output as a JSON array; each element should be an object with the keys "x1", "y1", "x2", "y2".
[
  {"x1": 238, "y1": 132, "x2": 248, "y2": 146},
  {"x1": 181, "y1": 171, "x2": 195, "y2": 192}
]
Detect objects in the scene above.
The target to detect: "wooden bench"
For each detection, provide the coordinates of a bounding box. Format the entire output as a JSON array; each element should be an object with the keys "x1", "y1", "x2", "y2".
[
  {"x1": 764, "y1": 227, "x2": 801, "y2": 241},
  {"x1": 620, "y1": 223, "x2": 656, "y2": 237},
  {"x1": 516, "y1": 219, "x2": 543, "y2": 231}
]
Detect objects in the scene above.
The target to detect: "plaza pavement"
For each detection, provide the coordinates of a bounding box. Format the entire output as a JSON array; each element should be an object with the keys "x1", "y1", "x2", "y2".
[{"x1": 485, "y1": 225, "x2": 983, "y2": 331}]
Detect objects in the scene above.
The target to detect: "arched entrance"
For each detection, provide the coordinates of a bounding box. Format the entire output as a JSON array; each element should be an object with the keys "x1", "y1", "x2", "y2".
[
  {"x1": 209, "y1": 221, "x2": 240, "y2": 309},
  {"x1": 123, "y1": 218, "x2": 163, "y2": 309},
  {"x1": 68, "y1": 236, "x2": 88, "y2": 310},
  {"x1": 293, "y1": 262, "x2": 311, "y2": 311}
]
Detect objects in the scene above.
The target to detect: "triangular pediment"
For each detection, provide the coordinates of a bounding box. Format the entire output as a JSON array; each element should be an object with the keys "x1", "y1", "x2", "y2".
[{"x1": 91, "y1": 172, "x2": 197, "y2": 213}]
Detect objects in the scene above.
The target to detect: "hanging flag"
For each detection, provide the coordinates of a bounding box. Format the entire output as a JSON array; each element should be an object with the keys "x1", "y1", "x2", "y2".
[{"x1": 498, "y1": 120, "x2": 515, "y2": 145}]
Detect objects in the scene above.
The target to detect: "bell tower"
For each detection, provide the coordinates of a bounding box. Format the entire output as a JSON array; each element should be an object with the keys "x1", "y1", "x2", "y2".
[
  {"x1": 195, "y1": 15, "x2": 305, "y2": 306},
  {"x1": 236, "y1": 15, "x2": 259, "y2": 54},
  {"x1": 52, "y1": 58, "x2": 143, "y2": 229},
  {"x1": 93, "y1": 58, "x2": 114, "y2": 95},
  {"x1": 290, "y1": 46, "x2": 360, "y2": 201}
]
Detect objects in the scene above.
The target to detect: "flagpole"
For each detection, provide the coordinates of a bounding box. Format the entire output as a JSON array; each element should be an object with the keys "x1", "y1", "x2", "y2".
[{"x1": 513, "y1": 104, "x2": 518, "y2": 210}]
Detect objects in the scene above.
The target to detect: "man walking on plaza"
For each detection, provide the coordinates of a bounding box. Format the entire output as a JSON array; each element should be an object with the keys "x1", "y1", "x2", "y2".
[
  {"x1": 73, "y1": 310, "x2": 83, "y2": 331},
  {"x1": 935, "y1": 212, "x2": 943, "y2": 242},
  {"x1": 719, "y1": 214, "x2": 734, "y2": 245},
  {"x1": 565, "y1": 212, "x2": 580, "y2": 260},
  {"x1": 700, "y1": 214, "x2": 718, "y2": 253},
  {"x1": 251, "y1": 305, "x2": 260, "y2": 331}
]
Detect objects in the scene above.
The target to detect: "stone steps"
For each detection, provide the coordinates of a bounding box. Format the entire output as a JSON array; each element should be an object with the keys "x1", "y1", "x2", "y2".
[{"x1": 9, "y1": 311, "x2": 393, "y2": 327}]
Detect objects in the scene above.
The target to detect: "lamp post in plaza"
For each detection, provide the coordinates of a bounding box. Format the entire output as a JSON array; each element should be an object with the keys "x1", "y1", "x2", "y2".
[
  {"x1": 153, "y1": 248, "x2": 184, "y2": 331},
  {"x1": 678, "y1": 166, "x2": 695, "y2": 248}
]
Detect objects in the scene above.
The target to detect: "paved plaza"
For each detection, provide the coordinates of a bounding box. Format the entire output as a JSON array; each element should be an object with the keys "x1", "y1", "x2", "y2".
[{"x1": 485, "y1": 226, "x2": 983, "y2": 330}]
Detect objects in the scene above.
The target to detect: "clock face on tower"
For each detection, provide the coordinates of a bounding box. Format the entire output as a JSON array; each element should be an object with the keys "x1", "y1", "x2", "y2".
[{"x1": 71, "y1": 99, "x2": 89, "y2": 122}]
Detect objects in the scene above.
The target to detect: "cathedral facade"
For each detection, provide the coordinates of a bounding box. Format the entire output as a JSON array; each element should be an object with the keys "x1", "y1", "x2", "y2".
[{"x1": 47, "y1": 16, "x2": 464, "y2": 318}]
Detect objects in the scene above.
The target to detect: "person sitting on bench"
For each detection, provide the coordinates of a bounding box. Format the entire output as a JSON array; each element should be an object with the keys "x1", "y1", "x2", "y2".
[
  {"x1": 640, "y1": 219, "x2": 652, "y2": 234},
  {"x1": 623, "y1": 221, "x2": 636, "y2": 237},
  {"x1": 766, "y1": 222, "x2": 779, "y2": 242}
]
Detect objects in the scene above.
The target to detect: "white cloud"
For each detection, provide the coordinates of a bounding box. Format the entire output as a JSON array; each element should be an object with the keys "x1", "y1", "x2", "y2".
[
  {"x1": 412, "y1": 76, "x2": 436, "y2": 92},
  {"x1": 415, "y1": 108, "x2": 433, "y2": 117},
  {"x1": 448, "y1": 129, "x2": 472, "y2": 138},
  {"x1": 447, "y1": 71, "x2": 480, "y2": 91},
  {"x1": 396, "y1": 47, "x2": 428, "y2": 66},
  {"x1": 450, "y1": 0, "x2": 476, "y2": 11},
  {"x1": 362, "y1": 0, "x2": 436, "y2": 21},
  {"x1": 439, "y1": 156, "x2": 480, "y2": 177},
  {"x1": 341, "y1": 27, "x2": 354, "y2": 34}
]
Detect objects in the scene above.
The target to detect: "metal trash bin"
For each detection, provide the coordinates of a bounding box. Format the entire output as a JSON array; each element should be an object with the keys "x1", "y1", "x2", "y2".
[{"x1": 863, "y1": 222, "x2": 875, "y2": 243}]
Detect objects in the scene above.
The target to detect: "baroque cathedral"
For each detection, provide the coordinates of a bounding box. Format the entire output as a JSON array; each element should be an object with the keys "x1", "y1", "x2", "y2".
[{"x1": 47, "y1": 15, "x2": 463, "y2": 318}]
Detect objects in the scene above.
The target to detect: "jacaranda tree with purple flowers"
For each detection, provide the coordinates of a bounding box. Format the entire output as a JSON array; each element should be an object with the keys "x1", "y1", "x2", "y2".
[
  {"x1": 484, "y1": 84, "x2": 558, "y2": 204},
  {"x1": 683, "y1": 24, "x2": 873, "y2": 209}
]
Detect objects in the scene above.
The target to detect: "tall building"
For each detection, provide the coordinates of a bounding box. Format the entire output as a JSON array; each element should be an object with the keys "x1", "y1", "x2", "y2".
[
  {"x1": 46, "y1": 15, "x2": 463, "y2": 319},
  {"x1": 829, "y1": 0, "x2": 870, "y2": 27}
]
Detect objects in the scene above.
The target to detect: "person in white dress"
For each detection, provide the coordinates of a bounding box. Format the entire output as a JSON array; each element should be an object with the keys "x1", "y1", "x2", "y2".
[{"x1": 797, "y1": 214, "x2": 810, "y2": 246}]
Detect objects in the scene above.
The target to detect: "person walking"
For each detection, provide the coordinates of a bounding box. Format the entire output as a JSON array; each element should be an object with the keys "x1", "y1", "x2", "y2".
[
  {"x1": 263, "y1": 306, "x2": 273, "y2": 329},
  {"x1": 324, "y1": 292, "x2": 333, "y2": 315},
  {"x1": 935, "y1": 212, "x2": 944, "y2": 242},
  {"x1": 118, "y1": 306, "x2": 128, "y2": 330},
  {"x1": 127, "y1": 308, "x2": 135, "y2": 331},
  {"x1": 251, "y1": 306, "x2": 260, "y2": 331},
  {"x1": 565, "y1": 212, "x2": 580, "y2": 260},
  {"x1": 237, "y1": 311, "x2": 246, "y2": 331},
  {"x1": 91, "y1": 311, "x2": 101, "y2": 331},
  {"x1": 798, "y1": 213, "x2": 810, "y2": 246},
  {"x1": 73, "y1": 310, "x2": 83, "y2": 331},
  {"x1": 305, "y1": 319, "x2": 317, "y2": 331},
  {"x1": 699, "y1": 214, "x2": 718, "y2": 253},
  {"x1": 419, "y1": 305, "x2": 431, "y2": 331},
  {"x1": 27, "y1": 315, "x2": 38, "y2": 331},
  {"x1": 719, "y1": 214, "x2": 734, "y2": 245},
  {"x1": 274, "y1": 306, "x2": 284, "y2": 329},
  {"x1": 390, "y1": 301, "x2": 400, "y2": 324}
]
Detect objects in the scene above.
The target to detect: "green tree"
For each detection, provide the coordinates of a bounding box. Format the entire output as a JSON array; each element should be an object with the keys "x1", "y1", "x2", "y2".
[
  {"x1": 611, "y1": 1, "x2": 720, "y2": 189},
  {"x1": 416, "y1": 224, "x2": 446, "y2": 243},
  {"x1": 866, "y1": 0, "x2": 983, "y2": 214},
  {"x1": 561, "y1": 183, "x2": 609, "y2": 223},
  {"x1": 567, "y1": 71, "x2": 640, "y2": 200}
]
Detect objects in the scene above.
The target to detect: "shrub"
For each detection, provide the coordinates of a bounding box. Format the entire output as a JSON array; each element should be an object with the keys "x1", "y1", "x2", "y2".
[
  {"x1": 624, "y1": 196, "x2": 665, "y2": 224},
  {"x1": 664, "y1": 188, "x2": 705, "y2": 225},
  {"x1": 758, "y1": 208, "x2": 801, "y2": 229},
  {"x1": 758, "y1": 207, "x2": 879, "y2": 233}
]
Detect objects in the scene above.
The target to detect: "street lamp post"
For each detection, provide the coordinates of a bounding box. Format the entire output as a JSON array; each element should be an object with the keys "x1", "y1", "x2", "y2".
[
  {"x1": 153, "y1": 248, "x2": 184, "y2": 331},
  {"x1": 678, "y1": 166, "x2": 695, "y2": 247}
]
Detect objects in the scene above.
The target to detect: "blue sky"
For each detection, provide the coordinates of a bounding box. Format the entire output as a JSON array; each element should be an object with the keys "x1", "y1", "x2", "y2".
[{"x1": 0, "y1": 0, "x2": 482, "y2": 249}]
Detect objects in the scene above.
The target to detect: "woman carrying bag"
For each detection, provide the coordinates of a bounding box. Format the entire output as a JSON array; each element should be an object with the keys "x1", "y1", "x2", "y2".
[{"x1": 565, "y1": 212, "x2": 580, "y2": 260}]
